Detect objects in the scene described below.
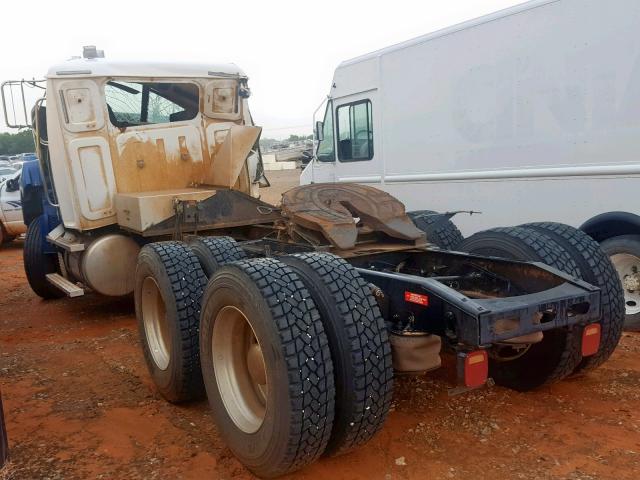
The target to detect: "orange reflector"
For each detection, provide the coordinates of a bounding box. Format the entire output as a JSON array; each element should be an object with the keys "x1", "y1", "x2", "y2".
[
  {"x1": 582, "y1": 323, "x2": 601, "y2": 357},
  {"x1": 464, "y1": 350, "x2": 488, "y2": 388},
  {"x1": 404, "y1": 291, "x2": 429, "y2": 306}
]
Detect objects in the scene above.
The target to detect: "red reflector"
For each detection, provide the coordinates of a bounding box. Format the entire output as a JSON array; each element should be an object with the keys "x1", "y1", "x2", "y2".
[
  {"x1": 582, "y1": 323, "x2": 601, "y2": 357},
  {"x1": 464, "y1": 350, "x2": 488, "y2": 388},
  {"x1": 404, "y1": 291, "x2": 429, "y2": 306}
]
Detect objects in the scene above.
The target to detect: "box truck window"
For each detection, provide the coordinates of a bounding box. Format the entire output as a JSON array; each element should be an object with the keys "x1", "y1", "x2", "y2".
[
  {"x1": 316, "y1": 101, "x2": 335, "y2": 162},
  {"x1": 104, "y1": 81, "x2": 199, "y2": 128},
  {"x1": 336, "y1": 100, "x2": 373, "y2": 162}
]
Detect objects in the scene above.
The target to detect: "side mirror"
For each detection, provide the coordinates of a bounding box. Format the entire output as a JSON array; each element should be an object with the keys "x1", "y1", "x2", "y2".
[
  {"x1": 5, "y1": 178, "x2": 19, "y2": 192},
  {"x1": 315, "y1": 121, "x2": 324, "y2": 142}
]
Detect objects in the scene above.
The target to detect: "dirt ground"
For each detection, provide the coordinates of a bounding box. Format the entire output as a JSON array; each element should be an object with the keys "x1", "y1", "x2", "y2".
[{"x1": 1, "y1": 169, "x2": 639, "y2": 479}]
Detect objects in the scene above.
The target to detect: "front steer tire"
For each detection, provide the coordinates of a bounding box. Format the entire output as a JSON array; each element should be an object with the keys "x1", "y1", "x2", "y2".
[
  {"x1": 134, "y1": 242, "x2": 208, "y2": 403},
  {"x1": 23, "y1": 216, "x2": 64, "y2": 300},
  {"x1": 199, "y1": 258, "x2": 335, "y2": 478},
  {"x1": 281, "y1": 252, "x2": 394, "y2": 456},
  {"x1": 458, "y1": 226, "x2": 583, "y2": 391},
  {"x1": 523, "y1": 223, "x2": 626, "y2": 367}
]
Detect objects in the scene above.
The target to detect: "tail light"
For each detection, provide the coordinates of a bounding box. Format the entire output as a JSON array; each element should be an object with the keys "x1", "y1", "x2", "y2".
[
  {"x1": 582, "y1": 323, "x2": 601, "y2": 357},
  {"x1": 463, "y1": 350, "x2": 488, "y2": 388}
]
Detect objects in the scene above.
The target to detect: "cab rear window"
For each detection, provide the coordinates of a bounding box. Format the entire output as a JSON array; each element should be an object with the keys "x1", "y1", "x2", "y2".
[{"x1": 105, "y1": 81, "x2": 199, "y2": 128}]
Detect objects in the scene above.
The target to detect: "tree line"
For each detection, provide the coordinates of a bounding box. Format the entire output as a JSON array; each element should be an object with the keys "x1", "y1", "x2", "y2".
[{"x1": 0, "y1": 131, "x2": 35, "y2": 155}]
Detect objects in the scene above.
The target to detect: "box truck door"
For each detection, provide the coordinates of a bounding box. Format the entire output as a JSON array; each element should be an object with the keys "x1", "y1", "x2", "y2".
[{"x1": 332, "y1": 91, "x2": 381, "y2": 184}]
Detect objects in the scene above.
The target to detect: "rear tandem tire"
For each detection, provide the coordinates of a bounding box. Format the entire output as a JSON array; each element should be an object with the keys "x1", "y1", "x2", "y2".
[
  {"x1": 199, "y1": 258, "x2": 335, "y2": 478},
  {"x1": 281, "y1": 252, "x2": 394, "y2": 456},
  {"x1": 522, "y1": 223, "x2": 626, "y2": 371},
  {"x1": 23, "y1": 216, "x2": 64, "y2": 300},
  {"x1": 134, "y1": 241, "x2": 208, "y2": 403},
  {"x1": 458, "y1": 226, "x2": 583, "y2": 391},
  {"x1": 188, "y1": 236, "x2": 247, "y2": 277},
  {"x1": 407, "y1": 210, "x2": 464, "y2": 250}
]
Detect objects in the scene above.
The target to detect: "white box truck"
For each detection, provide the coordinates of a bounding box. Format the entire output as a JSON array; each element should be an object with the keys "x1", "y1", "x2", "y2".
[{"x1": 302, "y1": 0, "x2": 640, "y2": 328}]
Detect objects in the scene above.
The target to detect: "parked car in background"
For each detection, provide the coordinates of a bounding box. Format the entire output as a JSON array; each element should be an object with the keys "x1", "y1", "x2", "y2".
[
  {"x1": 0, "y1": 167, "x2": 17, "y2": 183},
  {"x1": 0, "y1": 169, "x2": 25, "y2": 245}
]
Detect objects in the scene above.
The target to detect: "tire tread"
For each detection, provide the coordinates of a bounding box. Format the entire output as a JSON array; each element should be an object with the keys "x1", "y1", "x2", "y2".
[
  {"x1": 523, "y1": 222, "x2": 625, "y2": 372},
  {"x1": 139, "y1": 241, "x2": 208, "y2": 401},
  {"x1": 226, "y1": 258, "x2": 335, "y2": 475},
  {"x1": 284, "y1": 252, "x2": 393, "y2": 455},
  {"x1": 408, "y1": 210, "x2": 464, "y2": 250}
]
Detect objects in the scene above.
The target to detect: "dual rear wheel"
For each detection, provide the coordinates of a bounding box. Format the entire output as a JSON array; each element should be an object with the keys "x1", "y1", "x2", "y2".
[
  {"x1": 458, "y1": 223, "x2": 625, "y2": 390},
  {"x1": 135, "y1": 238, "x2": 393, "y2": 478}
]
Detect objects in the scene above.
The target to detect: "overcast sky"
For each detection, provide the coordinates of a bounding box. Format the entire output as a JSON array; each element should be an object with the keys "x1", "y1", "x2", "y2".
[{"x1": 1, "y1": 0, "x2": 522, "y2": 137}]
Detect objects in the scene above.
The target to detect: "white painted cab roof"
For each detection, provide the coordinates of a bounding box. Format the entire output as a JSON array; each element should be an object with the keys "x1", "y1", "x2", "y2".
[{"x1": 47, "y1": 58, "x2": 246, "y2": 79}]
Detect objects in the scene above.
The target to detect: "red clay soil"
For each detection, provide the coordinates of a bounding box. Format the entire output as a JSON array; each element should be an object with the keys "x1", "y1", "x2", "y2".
[{"x1": 0, "y1": 239, "x2": 639, "y2": 479}]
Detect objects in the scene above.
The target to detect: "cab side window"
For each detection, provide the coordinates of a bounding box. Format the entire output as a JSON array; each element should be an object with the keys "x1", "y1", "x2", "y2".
[{"x1": 336, "y1": 100, "x2": 373, "y2": 161}]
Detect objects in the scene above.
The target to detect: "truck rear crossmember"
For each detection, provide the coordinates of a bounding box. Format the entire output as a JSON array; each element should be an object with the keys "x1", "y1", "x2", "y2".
[
  {"x1": 355, "y1": 256, "x2": 601, "y2": 347},
  {"x1": 240, "y1": 237, "x2": 603, "y2": 377}
]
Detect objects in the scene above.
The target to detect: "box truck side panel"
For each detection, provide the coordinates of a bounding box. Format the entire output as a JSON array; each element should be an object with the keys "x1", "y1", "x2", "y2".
[{"x1": 379, "y1": 0, "x2": 640, "y2": 177}]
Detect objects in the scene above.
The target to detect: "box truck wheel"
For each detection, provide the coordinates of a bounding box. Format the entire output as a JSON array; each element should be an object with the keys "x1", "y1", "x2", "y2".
[
  {"x1": 188, "y1": 236, "x2": 247, "y2": 277},
  {"x1": 458, "y1": 227, "x2": 582, "y2": 391},
  {"x1": 522, "y1": 223, "x2": 627, "y2": 367},
  {"x1": 135, "y1": 242, "x2": 207, "y2": 403},
  {"x1": 281, "y1": 252, "x2": 393, "y2": 456},
  {"x1": 199, "y1": 258, "x2": 335, "y2": 478},
  {"x1": 598, "y1": 235, "x2": 640, "y2": 332},
  {"x1": 23, "y1": 216, "x2": 64, "y2": 300},
  {"x1": 407, "y1": 210, "x2": 464, "y2": 250}
]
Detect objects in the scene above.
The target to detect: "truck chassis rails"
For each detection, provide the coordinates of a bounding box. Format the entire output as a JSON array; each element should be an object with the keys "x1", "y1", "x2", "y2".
[{"x1": 241, "y1": 237, "x2": 602, "y2": 352}]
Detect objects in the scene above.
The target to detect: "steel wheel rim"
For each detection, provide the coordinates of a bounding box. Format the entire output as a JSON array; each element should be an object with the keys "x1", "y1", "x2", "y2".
[
  {"x1": 611, "y1": 253, "x2": 640, "y2": 315},
  {"x1": 141, "y1": 276, "x2": 171, "y2": 370},
  {"x1": 212, "y1": 305, "x2": 268, "y2": 434}
]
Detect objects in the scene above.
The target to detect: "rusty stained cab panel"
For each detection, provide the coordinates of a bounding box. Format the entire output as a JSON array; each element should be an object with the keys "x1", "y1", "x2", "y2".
[
  {"x1": 55, "y1": 75, "x2": 255, "y2": 231},
  {"x1": 108, "y1": 78, "x2": 251, "y2": 194}
]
